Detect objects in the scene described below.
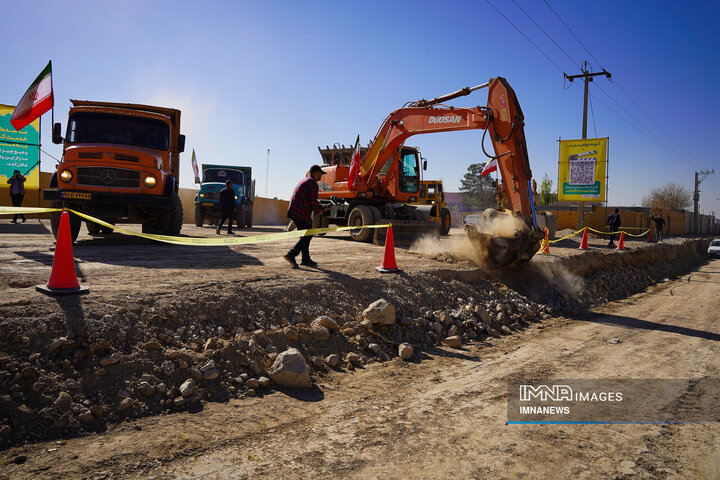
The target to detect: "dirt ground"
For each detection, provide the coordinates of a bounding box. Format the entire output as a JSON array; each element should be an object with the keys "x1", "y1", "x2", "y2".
[{"x1": 0, "y1": 220, "x2": 717, "y2": 479}]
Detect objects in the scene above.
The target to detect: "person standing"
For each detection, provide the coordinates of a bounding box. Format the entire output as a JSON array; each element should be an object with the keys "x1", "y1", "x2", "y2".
[
  {"x1": 7, "y1": 170, "x2": 26, "y2": 223},
  {"x1": 216, "y1": 180, "x2": 236, "y2": 235},
  {"x1": 651, "y1": 213, "x2": 666, "y2": 243},
  {"x1": 284, "y1": 165, "x2": 326, "y2": 268},
  {"x1": 607, "y1": 208, "x2": 621, "y2": 247}
]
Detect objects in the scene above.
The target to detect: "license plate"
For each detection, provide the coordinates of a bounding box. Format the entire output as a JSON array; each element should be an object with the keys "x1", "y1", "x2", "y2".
[
  {"x1": 61, "y1": 192, "x2": 91, "y2": 200},
  {"x1": 202, "y1": 202, "x2": 213, "y2": 206}
]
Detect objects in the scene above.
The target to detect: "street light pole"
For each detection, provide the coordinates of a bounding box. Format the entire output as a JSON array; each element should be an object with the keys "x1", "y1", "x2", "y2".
[{"x1": 265, "y1": 148, "x2": 270, "y2": 197}]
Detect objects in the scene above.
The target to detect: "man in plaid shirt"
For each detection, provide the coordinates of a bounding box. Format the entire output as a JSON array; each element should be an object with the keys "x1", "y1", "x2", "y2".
[{"x1": 284, "y1": 165, "x2": 327, "y2": 268}]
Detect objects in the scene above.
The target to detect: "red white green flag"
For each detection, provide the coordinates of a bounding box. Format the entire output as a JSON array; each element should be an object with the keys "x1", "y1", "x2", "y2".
[
  {"x1": 191, "y1": 149, "x2": 200, "y2": 183},
  {"x1": 481, "y1": 158, "x2": 497, "y2": 176},
  {"x1": 11, "y1": 61, "x2": 54, "y2": 131}
]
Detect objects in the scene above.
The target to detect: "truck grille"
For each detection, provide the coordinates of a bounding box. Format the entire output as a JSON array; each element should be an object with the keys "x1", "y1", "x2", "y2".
[
  {"x1": 115, "y1": 153, "x2": 139, "y2": 162},
  {"x1": 203, "y1": 191, "x2": 219, "y2": 200},
  {"x1": 78, "y1": 152, "x2": 103, "y2": 159},
  {"x1": 76, "y1": 167, "x2": 141, "y2": 188}
]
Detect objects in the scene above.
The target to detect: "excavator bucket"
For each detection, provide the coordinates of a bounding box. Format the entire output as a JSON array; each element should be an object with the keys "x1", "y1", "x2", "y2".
[{"x1": 463, "y1": 209, "x2": 543, "y2": 269}]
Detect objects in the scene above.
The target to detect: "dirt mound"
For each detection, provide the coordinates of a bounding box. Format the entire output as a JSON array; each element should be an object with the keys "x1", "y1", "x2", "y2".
[{"x1": 0, "y1": 238, "x2": 711, "y2": 448}]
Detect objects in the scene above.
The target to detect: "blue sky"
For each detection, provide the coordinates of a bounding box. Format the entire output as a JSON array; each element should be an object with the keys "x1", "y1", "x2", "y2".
[{"x1": 2, "y1": 0, "x2": 719, "y2": 215}]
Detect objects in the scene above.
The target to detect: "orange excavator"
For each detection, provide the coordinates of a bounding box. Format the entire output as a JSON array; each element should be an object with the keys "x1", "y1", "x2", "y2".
[{"x1": 316, "y1": 77, "x2": 544, "y2": 268}]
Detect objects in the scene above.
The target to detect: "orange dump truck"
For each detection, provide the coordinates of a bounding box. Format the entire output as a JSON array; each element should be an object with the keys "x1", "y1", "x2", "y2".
[{"x1": 44, "y1": 100, "x2": 186, "y2": 241}]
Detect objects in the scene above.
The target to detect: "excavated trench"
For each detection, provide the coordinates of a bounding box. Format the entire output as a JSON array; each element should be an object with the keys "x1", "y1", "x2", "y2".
[{"x1": 0, "y1": 238, "x2": 712, "y2": 447}]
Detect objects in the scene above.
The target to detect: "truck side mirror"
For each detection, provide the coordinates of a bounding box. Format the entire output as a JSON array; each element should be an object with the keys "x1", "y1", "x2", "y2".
[
  {"x1": 52, "y1": 123, "x2": 63, "y2": 144},
  {"x1": 177, "y1": 134, "x2": 186, "y2": 153},
  {"x1": 423, "y1": 160, "x2": 427, "y2": 171}
]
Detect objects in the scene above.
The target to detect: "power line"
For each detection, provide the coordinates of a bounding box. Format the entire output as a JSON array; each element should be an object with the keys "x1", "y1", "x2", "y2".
[
  {"x1": 544, "y1": 0, "x2": 716, "y2": 176},
  {"x1": 511, "y1": 0, "x2": 581, "y2": 70},
  {"x1": 484, "y1": 0, "x2": 566, "y2": 74},
  {"x1": 542, "y1": 0, "x2": 606, "y2": 70}
]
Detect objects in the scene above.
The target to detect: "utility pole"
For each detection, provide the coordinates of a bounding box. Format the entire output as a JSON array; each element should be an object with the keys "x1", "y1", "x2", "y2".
[
  {"x1": 265, "y1": 148, "x2": 270, "y2": 197},
  {"x1": 564, "y1": 61, "x2": 611, "y2": 229},
  {"x1": 693, "y1": 169, "x2": 714, "y2": 233}
]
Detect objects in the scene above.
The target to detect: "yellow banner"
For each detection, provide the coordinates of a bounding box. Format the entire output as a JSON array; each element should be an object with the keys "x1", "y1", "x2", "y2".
[
  {"x1": 558, "y1": 138, "x2": 608, "y2": 201},
  {"x1": 0, "y1": 103, "x2": 40, "y2": 191},
  {"x1": 0, "y1": 207, "x2": 391, "y2": 246}
]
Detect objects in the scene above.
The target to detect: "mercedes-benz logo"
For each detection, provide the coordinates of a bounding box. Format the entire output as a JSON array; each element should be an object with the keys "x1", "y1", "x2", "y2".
[{"x1": 100, "y1": 169, "x2": 117, "y2": 185}]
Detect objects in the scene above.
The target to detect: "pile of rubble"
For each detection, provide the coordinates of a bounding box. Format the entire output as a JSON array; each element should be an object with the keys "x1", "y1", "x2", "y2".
[{"x1": 0, "y1": 271, "x2": 549, "y2": 447}]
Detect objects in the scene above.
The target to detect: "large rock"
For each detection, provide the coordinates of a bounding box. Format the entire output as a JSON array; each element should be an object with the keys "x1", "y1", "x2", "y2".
[
  {"x1": 362, "y1": 299, "x2": 396, "y2": 325},
  {"x1": 311, "y1": 316, "x2": 339, "y2": 331},
  {"x1": 398, "y1": 343, "x2": 414, "y2": 361},
  {"x1": 311, "y1": 325, "x2": 330, "y2": 341},
  {"x1": 443, "y1": 336, "x2": 462, "y2": 348},
  {"x1": 54, "y1": 392, "x2": 73, "y2": 413},
  {"x1": 180, "y1": 378, "x2": 196, "y2": 397},
  {"x1": 268, "y1": 348, "x2": 312, "y2": 389}
]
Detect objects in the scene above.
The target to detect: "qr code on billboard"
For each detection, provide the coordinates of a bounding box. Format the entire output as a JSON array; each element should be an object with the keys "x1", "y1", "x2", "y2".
[{"x1": 569, "y1": 158, "x2": 596, "y2": 185}]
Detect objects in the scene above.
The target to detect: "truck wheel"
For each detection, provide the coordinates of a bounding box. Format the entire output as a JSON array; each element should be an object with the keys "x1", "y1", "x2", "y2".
[
  {"x1": 236, "y1": 205, "x2": 246, "y2": 229},
  {"x1": 86, "y1": 221, "x2": 102, "y2": 235},
  {"x1": 168, "y1": 194, "x2": 183, "y2": 235},
  {"x1": 246, "y1": 206, "x2": 253, "y2": 228},
  {"x1": 51, "y1": 205, "x2": 82, "y2": 243},
  {"x1": 440, "y1": 208, "x2": 451, "y2": 235},
  {"x1": 194, "y1": 204, "x2": 204, "y2": 227},
  {"x1": 100, "y1": 222, "x2": 115, "y2": 234},
  {"x1": 142, "y1": 194, "x2": 183, "y2": 236},
  {"x1": 348, "y1": 205, "x2": 375, "y2": 242}
]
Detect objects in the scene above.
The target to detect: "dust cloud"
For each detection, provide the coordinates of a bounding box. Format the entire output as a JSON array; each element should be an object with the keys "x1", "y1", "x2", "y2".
[
  {"x1": 410, "y1": 234, "x2": 484, "y2": 266},
  {"x1": 472, "y1": 212, "x2": 527, "y2": 238}
]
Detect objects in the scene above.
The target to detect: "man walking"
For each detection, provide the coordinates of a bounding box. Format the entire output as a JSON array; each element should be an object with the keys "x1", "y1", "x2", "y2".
[
  {"x1": 7, "y1": 170, "x2": 26, "y2": 223},
  {"x1": 607, "y1": 208, "x2": 621, "y2": 248},
  {"x1": 216, "y1": 180, "x2": 236, "y2": 235},
  {"x1": 284, "y1": 165, "x2": 326, "y2": 268},
  {"x1": 651, "y1": 214, "x2": 666, "y2": 243}
]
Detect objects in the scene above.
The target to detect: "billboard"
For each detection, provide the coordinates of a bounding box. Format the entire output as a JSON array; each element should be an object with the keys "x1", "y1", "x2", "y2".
[
  {"x1": 0, "y1": 103, "x2": 40, "y2": 190},
  {"x1": 558, "y1": 137, "x2": 608, "y2": 201}
]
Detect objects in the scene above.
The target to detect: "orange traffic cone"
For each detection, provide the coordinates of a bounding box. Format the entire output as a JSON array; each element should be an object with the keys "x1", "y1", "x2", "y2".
[
  {"x1": 375, "y1": 224, "x2": 402, "y2": 273},
  {"x1": 578, "y1": 227, "x2": 589, "y2": 250},
  {"x1": 538, "y1": 227, "x2": 550, "y2": 254},
  {"x1": 616, "y1": 232, "x2": 625, "y2": 250},
  {"x1": 36, "y1": 210, "x2": 89, "y2": 296},
  {"x1": 647, "y1": 227, "x2": 654, "y2": 243}
]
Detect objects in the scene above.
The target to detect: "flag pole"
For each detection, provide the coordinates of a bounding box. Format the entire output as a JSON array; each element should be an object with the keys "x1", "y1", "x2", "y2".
[{"x1": 50, "y1": 60, "x2": 54, "y2": 127}]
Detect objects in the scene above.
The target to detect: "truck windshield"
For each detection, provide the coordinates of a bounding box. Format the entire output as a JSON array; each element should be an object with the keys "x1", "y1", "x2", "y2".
[
  {"x1": 67, "y1": 112, "x2": 170, "y2": 150},
  {"x1": 203, "y1": 169, "x2": 244, "y2": 185}
]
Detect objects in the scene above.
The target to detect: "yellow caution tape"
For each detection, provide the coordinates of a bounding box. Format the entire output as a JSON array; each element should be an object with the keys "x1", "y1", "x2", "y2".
[
  {"x1": 0, "y1": 207, "x2": 61, "y2": 214},
  {"x1": 587, "y1": 227, "x2": 651, "y2": 237},
  {"x1": 548, "y1": 226, "x2": 652, "y2": 243},
  {"x1": 548, "y1": 228, "x2": 585, "y2": 243},
  {"x1": 0, "y1": 206, "x2": 391, "y2": 246}
]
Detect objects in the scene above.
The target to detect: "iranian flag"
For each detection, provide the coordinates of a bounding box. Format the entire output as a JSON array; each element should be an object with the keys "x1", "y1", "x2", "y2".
[
  {"x1": 347, "y1": 135, "x2": 361, "y2": 188},
  {"x1": 481, "y1": 158, "x2": 497, "y2": 176},
  {"x1": 191, "y1": 149, "x2": 200, "y2": 183},
  {"x1": 11, "y1": 61, "x2": 54, "y2": 131}
]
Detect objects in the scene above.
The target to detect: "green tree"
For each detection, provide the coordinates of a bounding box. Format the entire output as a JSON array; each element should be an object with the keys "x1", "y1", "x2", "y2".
[
  {"x1": 538, "y1": 173, "x2": 556, "y2": 206},
  {"x1": 459, "y1": 162, "x2": 496, "y2": 206},
  {"x1": 641, "y1": 182, "x2": 692, "y2": 210}
]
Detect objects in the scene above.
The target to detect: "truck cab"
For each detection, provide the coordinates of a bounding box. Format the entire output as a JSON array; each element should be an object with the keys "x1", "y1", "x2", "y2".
[
  {"x1": 194, "y1": 164, "x2": 255, "y2": 228},
  {"x1": 44, "y1": 100, "x2": 185, "y2": 242}
]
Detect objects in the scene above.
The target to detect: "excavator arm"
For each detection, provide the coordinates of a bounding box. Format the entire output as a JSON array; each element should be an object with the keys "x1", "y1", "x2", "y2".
[{"x1": 357, "y1": 77, "x2": 535, "y2": 220}]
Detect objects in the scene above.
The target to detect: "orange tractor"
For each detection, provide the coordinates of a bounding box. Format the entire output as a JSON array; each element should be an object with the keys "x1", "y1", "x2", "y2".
[{"x1": 316, "y1": 77, "x2": 543, "y2": 268}]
